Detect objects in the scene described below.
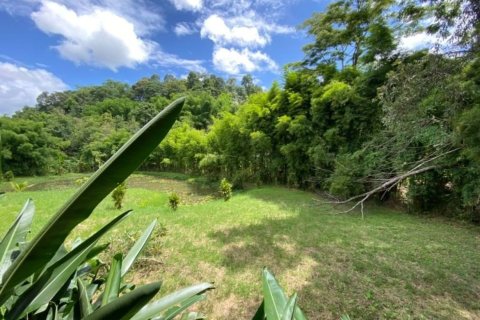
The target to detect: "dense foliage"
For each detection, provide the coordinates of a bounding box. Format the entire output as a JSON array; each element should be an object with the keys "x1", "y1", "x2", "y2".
[
  {"x1": 1, "y1": 0, "x2": 479, "y2": 220},
  {"x1": 0, "y1": 99, "x2": 215, "y2": 320}
]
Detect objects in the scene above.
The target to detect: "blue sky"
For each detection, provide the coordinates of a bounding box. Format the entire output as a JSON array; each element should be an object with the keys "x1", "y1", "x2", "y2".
[{"x1": 0, "y1": 0, "x2": 330, "y2": 114}]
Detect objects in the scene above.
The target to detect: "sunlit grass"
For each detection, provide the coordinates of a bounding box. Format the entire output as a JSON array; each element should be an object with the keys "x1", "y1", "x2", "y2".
[{"x1": 1, "y1": 174, "x2": 479, "y2": 319}]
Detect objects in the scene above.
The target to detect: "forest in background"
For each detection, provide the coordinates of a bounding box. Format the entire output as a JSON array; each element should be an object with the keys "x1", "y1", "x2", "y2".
[{"x1": 1, "y1": 0, "x2": 479, "y2": 221}]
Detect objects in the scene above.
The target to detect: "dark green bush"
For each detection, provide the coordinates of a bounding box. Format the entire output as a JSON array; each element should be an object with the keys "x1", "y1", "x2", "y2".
[
  {"x1": 4, "y1": 170, "x2": 14, "y2": 181},
  {"x1": 168, "y1": 192, "x2": 180, "y2": 211},
  {"x1": 112, "y1": 181, "x2": 127, "y2": 209}
]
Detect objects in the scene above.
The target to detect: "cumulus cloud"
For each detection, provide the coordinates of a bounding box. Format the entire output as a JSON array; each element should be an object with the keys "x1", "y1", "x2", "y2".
[
  {"x1": 212, "y1": 47, "x2": 278, "y2": 74},
  {"x1": 0, "y1": 0, "x2": 165, "y2": 36},
  {"x1": 399, "y1": 32, "x2": 436, "y2": 51},
  {"x1": 174, "y1": 22, "x2": 197, "y2": 36},
  {"x1": 201, "y1": 14, "x2": 268, "y2": 47},
  {"x1": 0, "y1": 62, "x2": 68, "y2": 115},
  {"x1": 31, "y1": 1, "x2": 152, "y2": 70},
  {"x1": 169, "y1": 0, "x2": 203, "y2": 11}
]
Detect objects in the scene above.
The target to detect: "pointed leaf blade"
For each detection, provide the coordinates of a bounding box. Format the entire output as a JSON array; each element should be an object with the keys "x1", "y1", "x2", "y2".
[
  {"x1": 0, "y1": 199, "x2": 34, "y2": 283},
  {"x1": 262, "y1": 268, "x2": 288, "y2": 320},
  {"x1": 121, "y1": 220, "x2": 156, "y2": 277},
  {"x1": 281, "y1": 293, "x2": 297, "y2": 320},
  {"x1": 77, "y1": 278, "x2": 93, "y2": 318},
  {"x1": 163, "y1": 294, "x2": 206, "y2": 320},
  {"x1": 102, "y1": 253, "x2": 123, "y2": 306},
  {"x1": 84, "y1": 282, "x2": 161, "y2": 320},
  {"x1": 6, "y1": 211, "x2": 131, "y2": 319},
  {"x1": 0, "y1": 98, "x2": 184, "y2": 302},
  {"x1": 131, "y1": 282, "x2": 214, "y2": 320}
]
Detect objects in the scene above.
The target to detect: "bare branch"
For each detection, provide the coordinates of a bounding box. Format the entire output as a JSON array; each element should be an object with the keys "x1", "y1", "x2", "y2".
[{"x1": 320, "y1": 147, "x2": 461, "y2": 217}]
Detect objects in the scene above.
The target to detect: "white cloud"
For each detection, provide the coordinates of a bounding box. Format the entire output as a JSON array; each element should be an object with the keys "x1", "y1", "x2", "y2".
[
  {"x1": 31, "y1": 1, "x2": 152, "y2": 70},
  {"x1": 169, "y1": 0, "x2": 203, "y2": 11},
  {"x1": 399, "y1": 32, "x2": 436, "y2": 51},
  {"x1": 201, "y1": 14, "x2": 269, "y2": 48},
  {"x1": 0, "y1": 0, "x2": 165, "y2": 36},
  {"x1": 398, "y1": 31, "x2": 452, "y2": 53},
  {"x1": 212, "y1": 47, "x2": 278, "y2": 74},
  {"x1": 174, "y1": 22, "x2": 197, "y2": 36},
  {"x1": 151, "y1": 51, "x2": 206, "y2": 73},
  {"x1": 0, "y1": 62, "x2": 68, "y2": 115}
]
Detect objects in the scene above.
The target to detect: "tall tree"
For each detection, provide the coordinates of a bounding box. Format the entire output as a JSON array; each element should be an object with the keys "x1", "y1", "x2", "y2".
[{"x1": 302, "y1": 0, "x2": 395, "y2": 68}]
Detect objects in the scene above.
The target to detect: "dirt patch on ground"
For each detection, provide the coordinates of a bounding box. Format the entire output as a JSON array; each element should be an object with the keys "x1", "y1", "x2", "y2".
[{"x1": 127, "y1": 175, "x2": 217, "y2": 204}]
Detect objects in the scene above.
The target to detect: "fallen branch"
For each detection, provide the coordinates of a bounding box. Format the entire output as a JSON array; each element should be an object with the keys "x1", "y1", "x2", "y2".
[{"x1": 323, "y1": 148, "x2": 460, "y2": 218}]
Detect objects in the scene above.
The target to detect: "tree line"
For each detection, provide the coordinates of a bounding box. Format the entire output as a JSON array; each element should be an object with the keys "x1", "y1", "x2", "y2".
[{"x1": 1, "y1": 0, "x2": 479, "y2": 220}]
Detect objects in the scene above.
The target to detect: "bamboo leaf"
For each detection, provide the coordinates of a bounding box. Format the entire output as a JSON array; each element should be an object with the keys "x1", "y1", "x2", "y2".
[
  {"x1": 0, "y1": 97, "x2": 184, "y2": 303},
  {"x1": 121, "y1": 220, "x2": 156, "y2": 277},
  {"x1": 102, "y1": 253, "x2": 123, "y2": 306},
  {"x1": 131, "y1": 282, "x2": 214, "y2": 320},
  {"x1": 84, "y1": 282, "x2": 161, "y2": 320}
]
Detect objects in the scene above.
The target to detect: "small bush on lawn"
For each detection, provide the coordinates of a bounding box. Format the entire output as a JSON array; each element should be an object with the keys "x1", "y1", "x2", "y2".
[
  {"x1": 4, "y1": 170, "x2": 14, "y2": 181},
  {"x1": 112, "y1": 181, "x2": 127, "y2": 209},
  {"x1": 169, "y1": 192, "x2": 180, "y2": 211},
  {"x1": 220, "y1": 178, "x2": 233, "y2": 201}
]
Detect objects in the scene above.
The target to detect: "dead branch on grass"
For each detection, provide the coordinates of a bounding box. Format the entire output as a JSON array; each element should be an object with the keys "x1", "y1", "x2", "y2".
[{"x1": 319, "y1": 148, "x2": 460, "y2": 218}]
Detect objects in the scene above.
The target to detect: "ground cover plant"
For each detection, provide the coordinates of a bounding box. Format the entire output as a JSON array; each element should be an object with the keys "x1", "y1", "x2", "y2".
[{"x1": 1, "y1": 174, "x2": 479, "y2": 319}]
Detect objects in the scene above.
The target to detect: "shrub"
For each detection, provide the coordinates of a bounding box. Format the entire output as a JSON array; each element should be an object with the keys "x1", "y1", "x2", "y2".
[
  {"x1": 220, "y1": 178, "x2": 233, "y2": 201},
  {"x1": 75, "y1": 176, "x2": 89, "y2": 186},
  {"x1": 4, "y1": 170, "x2": 14, "y2": 181},
  {"x1": 168, "y1": 192, "x2": 180, "y2": 211},
  {"x1": 10, "y1": 181, "x2": 29, "y2": 192},
  {"x1": 112, "y1": 181, "x2": 127, "y2": 209}
]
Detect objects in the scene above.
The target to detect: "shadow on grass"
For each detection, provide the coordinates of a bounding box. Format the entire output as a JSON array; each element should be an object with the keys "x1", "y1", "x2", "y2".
[{"x1": 208, "y1": 187, "x2": 480, "y2": 319}]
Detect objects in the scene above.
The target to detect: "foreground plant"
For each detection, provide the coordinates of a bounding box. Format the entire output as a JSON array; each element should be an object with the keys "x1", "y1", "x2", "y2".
[
  {"x1": 0, "y1": 97, "x2": 213, "y2": 319},
  {"x1": 253, "y1": 268, "x2": 307, "y2": 320}
]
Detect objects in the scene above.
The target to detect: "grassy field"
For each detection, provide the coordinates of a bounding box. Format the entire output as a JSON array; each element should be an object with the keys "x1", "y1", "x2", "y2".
[{"x1": 1, "y1": 173, "x2": 479, "y2": 319}]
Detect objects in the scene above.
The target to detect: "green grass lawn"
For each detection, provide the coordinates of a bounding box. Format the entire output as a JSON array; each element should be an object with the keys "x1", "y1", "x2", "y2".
[{"x1": 1, "y1": 174, "x2": 479, "y2": 319}]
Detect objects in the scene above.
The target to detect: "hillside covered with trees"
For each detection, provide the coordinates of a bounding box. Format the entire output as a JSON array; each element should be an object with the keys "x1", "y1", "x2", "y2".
[{"x1": 1, "y1": 0, "x2": 479, "y2": 221}]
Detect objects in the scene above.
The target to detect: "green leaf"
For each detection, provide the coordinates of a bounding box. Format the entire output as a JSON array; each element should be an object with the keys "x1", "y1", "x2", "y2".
[
  {"x1": 293, "y1": 306, "x2": 308, "y2": 320},
  {"x1": 131, "y1": 282, "x2": 214, "y2": 320},
  {"x1": 84, "y1": 282, "x2": 161, "y2": 320},
  {"x1": 45, "y1": 303, "x2": 58, "y2": 320},
  {"x1": 77, "y1": 278, "x2": 93, "y2": 318},
  {"x1": 6, "y1": 211, "x2": 131, "y2": 319},
  {"x1": 0, "y1": 97, "x2": 185, "y2": 303},
  {"x1": 281, "y1": 293, "x2": 297, "y2": 320},
  {"x1": 252, "y1": 300, "x2": 265, "y2": 320},
  {"x1": 121, "y1": 220, "x2": 156, "y2": 277},
  {"x1": 180, "y1": 312, "x2": 205, "y2": 320},
  {"x1": 163, "y1": 294, "x2": 206, "y2": 320},
  {"x1": 262, "y1": 268, "x2": 288, "y2": 320},
  {"x1": 0, "y1": 199, "x2": 34, "y2": 284},
  {"x1": 102, "y1": 253, "x2": 123, "y2": 306}
]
